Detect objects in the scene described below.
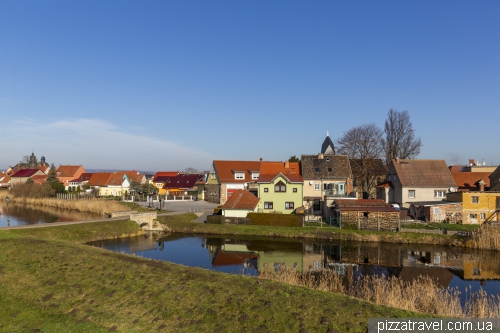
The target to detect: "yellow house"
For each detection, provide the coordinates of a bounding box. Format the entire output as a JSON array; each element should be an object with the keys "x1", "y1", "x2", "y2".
[{"x1": 447, "y1": 192, "x2": 500, "y2": 224}]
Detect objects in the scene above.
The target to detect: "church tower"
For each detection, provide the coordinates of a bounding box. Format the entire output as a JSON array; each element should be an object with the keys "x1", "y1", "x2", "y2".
[{"x1": 321, "y1": 131, "x2": 335, "y2": 155}]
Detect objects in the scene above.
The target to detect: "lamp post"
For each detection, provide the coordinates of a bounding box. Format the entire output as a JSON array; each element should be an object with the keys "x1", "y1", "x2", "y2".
[{"x1": 5, "y1": 196, "x2": 10, "y2": 227}]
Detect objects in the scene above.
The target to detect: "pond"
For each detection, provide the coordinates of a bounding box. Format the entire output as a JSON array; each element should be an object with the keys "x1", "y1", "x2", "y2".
[
  {"x1": 90, "y1": 233, "x2": 500, "y2": 303},
  {"x1": 0, "y1": 201, "x2": 102, "y2": 228}
]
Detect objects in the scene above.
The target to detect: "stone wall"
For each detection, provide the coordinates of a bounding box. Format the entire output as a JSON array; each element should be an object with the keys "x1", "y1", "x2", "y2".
[
  {"x1": 425, "y1": 203, "x2": 462, "y2": 223},
  {"x1": 130, "y1": 212, "x2": 157, "y2": 225},
  {"x1": 205, "y1": 184, "x2": 220, "y2": 204},
  {"x1": 340, "y1": 211, "x2": 400, "y2": 231}
]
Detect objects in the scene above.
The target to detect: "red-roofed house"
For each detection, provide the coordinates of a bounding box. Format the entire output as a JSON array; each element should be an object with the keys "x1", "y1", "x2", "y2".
[
  {"x1": 10, "y1": 169, "x2": 45, "y2": 185},
  {"x1": 162, "y1": 174, "x2": 204, "y2": 196},
  {"x1": 221, "y1": 190, "x2": 260, "y2": 218},
  {"x1": 451, "y1": 172, "x2": 492, "y2": 192},
  {"x1": 56, "y1": 165, "x2": 86, "y2": 186},
  {"x1": 257, "y1": 161, "x2": 303, "y2": 214},
  {"x1": 206, "y1": 160, "x2": 262, "y2": 204}
]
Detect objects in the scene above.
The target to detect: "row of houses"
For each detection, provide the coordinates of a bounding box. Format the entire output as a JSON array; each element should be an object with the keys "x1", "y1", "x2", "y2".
[{"x1": 200, "y1": 136, "x2": 500, "y2": 225}]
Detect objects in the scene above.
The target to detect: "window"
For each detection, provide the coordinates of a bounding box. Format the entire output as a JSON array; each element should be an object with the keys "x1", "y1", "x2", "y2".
[
  {"x1": 274, "y1": 181, "x2": 286, "y2": 192},
  {"x1": 315, "y1": 168, "x2": 320, "y2": 172},
  {"x1": 470, "y1": 214, "x2": 477, "y2": 219},
  {"x1": 434, "y1": 190, "x2": 446, "y2": 198},
  {"x1": 293, "y1": 188, "x2": 297, "y2": 193},
  {"x1": 264, "y1": 188, "x2": 268, "y2": 193},
  {"x1": 433, "y1": 207, "x2": 441, "y2": 215},
  {"x1": 251, "y1": 173, "x2": 259, "y2": 180},
  {"x1": 314, "y1": 183, "x2": 320, "y2": 190},
  {"x1": 210, "y1": 174, "x2": 216, "y2": 180},
  {"x1": 408, "y1": 190, "x2": 415, "y2": 199},
  {"x1": 328, "y1": 168, "x2": 332, "y2": 172},
  {"x1": 264, "y1": 202, "x2": 273, "y2": 209},
  {"x1": 472, "y1": 196, "x2": 479, "y2": 203},
  {"x1": 313, "y1": 199, "x2": 320, "y2": 210},
  {"x1": 393, "y1": 175, "x2": 398, "y2": 182},
  {"x1": 480, "y1": 213, "x2": 486, "y2": 220},
  {"x1": 235, "y1": 172, "x2": 245, "y2": 180},
  {"x1": 285, "y1": 202, "x2": 294, "y2": 209}
]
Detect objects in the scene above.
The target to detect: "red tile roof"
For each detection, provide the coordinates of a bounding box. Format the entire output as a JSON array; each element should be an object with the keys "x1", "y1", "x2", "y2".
[
  {"x1": 333, "y1": 199, "x2": 397, "y2": 212},
  {"x1": 258, "y1": 161, "x2": 303, "y2": 183},
  {"x1": 451, "y1": 172, "x2": 491, "y2": 191},
  {"x1": 31, "y1": 175, "x2": 47, "y2": 184},
  {"x1": 10, "y1": 169, "x2": 42, "y2": 178},
  {"x1": 222, "y1": 190, "x2": 259, "y2": 211},
  {"x1": 154, "y1": 171, "x2": 178, "y2": 180},
  {"x1": 393, "y1": 159, "x2": 457, "y2": 188},
  {"x1": 163, "y1": 174, "x2": 204, "y2": 189},
  {"x1": 56, "y1": 165, "x2": 84, "y2": 178},
  {"x1": 375, "y1": 181, "x2": 393, "y2": 188},
  {"x1": 213, "y1": 160, "x2": 262, "y2": 184},
  {"x1": 87, "y1": 172, "x2": 113, "y2": 186},
  {"x1": 212, "y1": 251, "x2": 259, "y2": 267}
]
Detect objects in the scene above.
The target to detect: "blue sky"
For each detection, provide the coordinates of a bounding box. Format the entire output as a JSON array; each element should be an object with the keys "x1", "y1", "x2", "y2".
[{"x1": 1, "y1": 1, "x2": 499, "y2": 171}]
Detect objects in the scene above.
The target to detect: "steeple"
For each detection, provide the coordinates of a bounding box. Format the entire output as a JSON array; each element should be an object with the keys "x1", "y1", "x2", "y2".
[{"x1": 321, "y1": 132, "x2": 335, "y2": 155}]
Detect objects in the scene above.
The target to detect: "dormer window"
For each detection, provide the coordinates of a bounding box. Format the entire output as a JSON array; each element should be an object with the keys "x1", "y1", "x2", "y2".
[
  {"x1": 234, "y1": 172, "x2": 245, "y2": 180},
  {"x1": 251, "y1": 172, "x2": 259, "y2": 180}
]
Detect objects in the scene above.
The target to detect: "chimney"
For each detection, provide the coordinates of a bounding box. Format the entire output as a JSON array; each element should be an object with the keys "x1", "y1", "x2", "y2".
[
  {"x1": 478, "y1": 179, "x2": 486, "y2": 192},
  {"x1": 285, "y1": 160, "x2": 290, "y2": 169},
  {"x1": 318, "y1": 153, "x2": 324, "y2": 159},
  {"x1": 259, "y1": 158, "x2": 263, "y2": 162}
]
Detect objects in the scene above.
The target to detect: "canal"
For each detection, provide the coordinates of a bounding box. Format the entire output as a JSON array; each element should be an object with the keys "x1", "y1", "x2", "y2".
[
  {"x1": 90, "y1": 233, "x2": 500, "y2": 303},
  {"x1": 0, "y1": 201, "x2": 101, "y2": 227}
]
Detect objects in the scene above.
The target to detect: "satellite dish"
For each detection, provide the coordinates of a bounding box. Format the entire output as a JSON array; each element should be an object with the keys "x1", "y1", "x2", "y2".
[{"x1": 309, "y1": 181, "x2": 313, "y2": 185}]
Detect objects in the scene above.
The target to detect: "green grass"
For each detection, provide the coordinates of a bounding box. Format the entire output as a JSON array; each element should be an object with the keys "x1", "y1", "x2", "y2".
[
  {"x1": 401, "y1": 222, "x2": 480, "y2": 231},
  {"x1": 159, "y1": 214, "x2": 460, "y2": 247},
  {"x1": 0, "y1": 217, "x2": 432, "y2": 332}
]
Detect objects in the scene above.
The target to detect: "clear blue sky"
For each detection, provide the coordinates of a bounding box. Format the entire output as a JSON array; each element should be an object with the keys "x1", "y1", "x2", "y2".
[{"x1": 1, "y1": 1, "x2": 499, "y2": 171}]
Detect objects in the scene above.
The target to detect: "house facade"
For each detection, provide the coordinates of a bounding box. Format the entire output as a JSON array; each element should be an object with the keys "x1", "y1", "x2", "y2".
[
  {"x1": 447, "y1": 192, "x2": 500, "y2": 224},
  {"x1": 56, "y1": 165, "x2": 86, "y2": 186},
  {"x1": 206, "y1": 160, "x2": 262, "y2": 205},
  {"x1": 377, "y1": 159, "x2": 457, "y2": 208},
  {"x1": 301, "y1": 153, "x2": 353, "y2": 220},
  {"x1": 257, "y1": 161, "x2": 303, "y2": 214},
  {"x1": 9, "y1": 169, "x2": 45, "y2": 185}
]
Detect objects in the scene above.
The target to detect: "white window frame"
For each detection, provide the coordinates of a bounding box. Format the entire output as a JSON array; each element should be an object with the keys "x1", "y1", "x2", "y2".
[
  {"x1": 314, "y1": 183, "x2": 320, "y2": 190},
  {"x1": 251, "y1": 173, "x2": 259, "y2": 180},
  {"x1": 234, "y1": 172, "x2": 245, "y2": 180},
  {"x1": 434, "y1": 190, "x2": 446, "y2": 198},
  {"x1": 408, "y1": 190, "x2": 415, "y2": 199}
]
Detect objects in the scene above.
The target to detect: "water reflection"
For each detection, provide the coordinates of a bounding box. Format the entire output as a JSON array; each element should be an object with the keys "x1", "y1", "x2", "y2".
[
  {"x1": 91, "y1": 233, "x2": 500, "y2": 301},
  {"x1": 0, "y1": 201, "x2": 102, "y2": 227}
]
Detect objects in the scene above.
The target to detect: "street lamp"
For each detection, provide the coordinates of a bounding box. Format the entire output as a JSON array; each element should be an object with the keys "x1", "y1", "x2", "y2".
[{"x1": 5, "y1": 196, "x2": 10, "y2": 226}]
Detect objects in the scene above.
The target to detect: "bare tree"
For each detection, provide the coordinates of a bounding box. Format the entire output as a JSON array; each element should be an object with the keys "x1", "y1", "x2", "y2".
[
  {"x1": 382, "y1": 109, "x2": 422, "y2": 165},
  {"x1": 184, "y1": 167, "x2": 199, "y2": 174},
  {"x1": 337, "y1": 123, "x2": 385, "y2": 196}
]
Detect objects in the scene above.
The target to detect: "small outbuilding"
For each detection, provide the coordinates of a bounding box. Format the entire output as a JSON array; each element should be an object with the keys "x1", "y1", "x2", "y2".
[{"x1": 331, "y1": 199, "x2": 400, "y2": 231}]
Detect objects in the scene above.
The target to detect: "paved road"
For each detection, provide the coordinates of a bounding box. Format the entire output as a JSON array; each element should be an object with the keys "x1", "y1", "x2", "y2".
[{"x1": 2, "y1": 200, "x2": 219, "y2": 230}]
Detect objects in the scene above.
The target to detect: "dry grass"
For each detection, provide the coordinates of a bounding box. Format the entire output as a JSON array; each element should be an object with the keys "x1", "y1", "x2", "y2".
[
  {"x1": 0, "y1": 191, "x2": 125, "y2": 215},
  {"x1": 259, "y1": 265, "x2": 500, "y2": 318},
  {"x1": 467, "y1": 224, "x2": 500, "y2": 251}
]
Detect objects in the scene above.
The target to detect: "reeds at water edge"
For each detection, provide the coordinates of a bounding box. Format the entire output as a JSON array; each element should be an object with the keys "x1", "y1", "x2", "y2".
[{"x1": 259, "y1": 265, "x2": 500, "y2": 318}]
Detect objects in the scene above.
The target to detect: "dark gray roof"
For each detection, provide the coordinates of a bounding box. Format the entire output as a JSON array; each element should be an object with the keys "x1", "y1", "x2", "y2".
[
  {"x1": 300, "y1": 154, "x2": 352, "y2": 179},
  {"x1": 321, "y1": 135, "x2": 336, "y2": 155}
]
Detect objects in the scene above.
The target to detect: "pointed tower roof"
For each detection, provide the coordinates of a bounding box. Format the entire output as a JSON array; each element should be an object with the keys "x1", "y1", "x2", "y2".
[{"x1": 321, "y1": 132, "x2": 335, "y2": 155}]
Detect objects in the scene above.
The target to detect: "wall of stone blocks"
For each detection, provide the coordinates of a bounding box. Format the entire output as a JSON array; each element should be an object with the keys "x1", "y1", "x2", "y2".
[
  {"x1": 340, "y1": 211, "x2": 400, "y2": 231},
  {"x1": 205, "y1": 184, "x2": 220, "y2": 204}
]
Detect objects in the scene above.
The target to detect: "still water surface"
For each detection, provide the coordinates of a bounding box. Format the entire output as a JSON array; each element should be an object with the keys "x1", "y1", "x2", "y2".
[
  {"x1": 91, "y1": 233, "x2": 500, "y2": 303},
  {"x1": 0, "y1": 201, "x2": 101, "y2": 227}
]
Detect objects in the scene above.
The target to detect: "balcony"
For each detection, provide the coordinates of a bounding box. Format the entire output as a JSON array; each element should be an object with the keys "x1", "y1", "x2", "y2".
[{"x1": 324, "y1": 190, "x2": 356, "y2": 198}]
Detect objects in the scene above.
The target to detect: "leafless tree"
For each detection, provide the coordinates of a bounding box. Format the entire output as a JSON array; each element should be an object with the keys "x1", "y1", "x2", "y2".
[
  {"x1": 184, "y1": 167, "x2": 199, "y2": 174},
  {"x1": 382, "y1": 109, "x2": 422, "y2": 165},
  {"x1": 337, "y1": 123, "x2": 385, "y2": 196}
]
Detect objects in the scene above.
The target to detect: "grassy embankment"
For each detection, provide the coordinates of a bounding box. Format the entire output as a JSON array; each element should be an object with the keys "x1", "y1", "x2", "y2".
[
  {"x1": 0, "y1": 216, "x2": 429, "y2": 333},
  {"x1": 158, "y1": 215, "x2": 500, "y2": 251}
]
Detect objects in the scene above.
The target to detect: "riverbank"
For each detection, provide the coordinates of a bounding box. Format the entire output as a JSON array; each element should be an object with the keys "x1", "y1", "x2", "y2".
[
  {"x1": 158, "y1": 214, "x2": 500, "y2": 252},
  {"x1": 0, "y1": 219, "x2": 430, "y2": 332},
  {"x1": 0, "y1": 191, "x2": 128, "y2": 215}
]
